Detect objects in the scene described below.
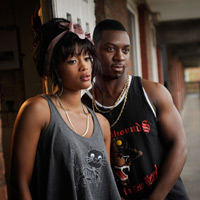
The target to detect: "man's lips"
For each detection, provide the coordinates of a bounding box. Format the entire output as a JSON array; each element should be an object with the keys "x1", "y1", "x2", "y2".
[
  {"x1": 80, "y1": 74, "x2": 91, "y2": 81},
  {"x1": 111, "y1": 64, "x2": 124, "y2": 72}
]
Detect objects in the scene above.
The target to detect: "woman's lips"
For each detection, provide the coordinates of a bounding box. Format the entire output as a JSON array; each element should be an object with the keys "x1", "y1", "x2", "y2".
[{"x1": 80, "y1": 74, "x2": 91, "y2": 81}]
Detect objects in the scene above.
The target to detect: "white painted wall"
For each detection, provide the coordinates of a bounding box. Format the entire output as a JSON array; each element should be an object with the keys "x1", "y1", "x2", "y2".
[
  {"x1": 127, "y1": 0, "x2": 142, "y2": 77},
  {"x1": 150, "y1": 25, "x2": 159, "y2": 82},
  {"x1": 51, "y1": 0, "x2": 95, "y2": 36}
]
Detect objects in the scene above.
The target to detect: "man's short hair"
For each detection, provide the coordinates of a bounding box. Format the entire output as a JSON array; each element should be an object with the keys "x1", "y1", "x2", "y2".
[{"x1": 93, "y1": 19, "x2": 127, "y2": 44}]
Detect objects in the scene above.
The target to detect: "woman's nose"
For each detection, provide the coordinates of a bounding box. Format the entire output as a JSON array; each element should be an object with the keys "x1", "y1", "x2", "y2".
[{"x1": 79, "y1": 60, "x2": 89, "y2": 71}]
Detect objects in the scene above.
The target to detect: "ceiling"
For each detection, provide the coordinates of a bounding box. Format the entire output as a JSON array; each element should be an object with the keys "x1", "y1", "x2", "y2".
[
  {"x1": 146, "y1": 0, "x2": 200, "y2": 22},
  {"x1": 146, "y1": 0, "x2": 200, "y2": 68}
]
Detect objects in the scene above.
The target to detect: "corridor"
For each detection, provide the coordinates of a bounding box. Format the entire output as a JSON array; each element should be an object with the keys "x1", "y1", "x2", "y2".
[{"x1": 181, "y1": 93, "x2": 200, "y2": 200}]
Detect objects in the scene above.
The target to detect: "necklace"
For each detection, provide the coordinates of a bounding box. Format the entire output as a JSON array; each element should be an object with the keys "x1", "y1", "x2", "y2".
[
  {"x1": 56, "y1": 95, "x2": 89, "y2": 137},
  {"x1": 92, "y1": 76, "x2": 129, "y2": 128},
  {"x1": 92, "y1": 75, "x2": 129, "y2": 113}
]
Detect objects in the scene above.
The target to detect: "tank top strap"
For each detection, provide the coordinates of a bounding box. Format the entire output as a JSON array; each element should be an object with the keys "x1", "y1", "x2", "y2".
[
  {"x1": 39, "y1": 94, "x2": 58, "y2": 114},
  {"x1": 39, "y1": 94, "x2": 104, "y2": 140},
  {"x1": 85, "y1": 106, "x2": 104, "y2": 139}
]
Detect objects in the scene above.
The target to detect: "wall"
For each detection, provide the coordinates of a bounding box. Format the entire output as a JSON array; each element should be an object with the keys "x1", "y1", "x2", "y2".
[
  {"x1": 95, "y1": 0, "x2": 129, "y2": 28},
  {"x1": 167, "y1": 47, "x2": 186, "y2": 112},
  {"x1": 138, "y1": 3, "x2": 159, "y2": 82},
  {"x1": 14, "y1": 0, "x2": 42, "y2": 99},
  {"x1": 138, "y1": 4, "x2": 149, "y2": 79},
  {"x1": 0, "y1": 0, "x2": 41, "y2": 199},
  {"x1": 127, "y1": 0, "x2": 142, "y2": 77},
  {"x1": 156, "y1": 45, "x2": 164, "y2": 84},
  {"x1": 0, "y1": 0, "x2": 42, "y2": 99},
  {"x1": 0, "y1": 98, "x2": 8, "y2": 200}
]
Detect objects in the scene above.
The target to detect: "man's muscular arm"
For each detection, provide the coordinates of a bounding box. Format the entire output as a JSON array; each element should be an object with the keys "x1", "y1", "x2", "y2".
[{"x1": 143, "y1": 79, "x2": 187, "y2": 200}]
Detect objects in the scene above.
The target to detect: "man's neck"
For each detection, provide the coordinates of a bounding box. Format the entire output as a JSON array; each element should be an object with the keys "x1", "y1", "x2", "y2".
[{"x1": 94, "y1": 75, "x2": 128, "y2": 106}]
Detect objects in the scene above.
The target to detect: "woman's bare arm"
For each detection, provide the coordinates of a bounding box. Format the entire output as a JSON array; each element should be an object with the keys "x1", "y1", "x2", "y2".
[{"x1": 10, "y1": 96, "x2": 49, "y2": 200}]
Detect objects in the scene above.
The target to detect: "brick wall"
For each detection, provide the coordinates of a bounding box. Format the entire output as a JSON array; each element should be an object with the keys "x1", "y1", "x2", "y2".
[{"x1": 95, "y1": 0, "x2": 129, "y2": 31}]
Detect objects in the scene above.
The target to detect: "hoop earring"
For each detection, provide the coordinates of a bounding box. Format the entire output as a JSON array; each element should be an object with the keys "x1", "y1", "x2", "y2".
[
  {"x1": 58, "y1": 86, "x2": 63, "y2": 97},
  {"x1": 51, "y1": 82, "x2": 63, "y2": 96},
  {"x1": 51, "y1": 82, "x2": 57, "y2": 94}
]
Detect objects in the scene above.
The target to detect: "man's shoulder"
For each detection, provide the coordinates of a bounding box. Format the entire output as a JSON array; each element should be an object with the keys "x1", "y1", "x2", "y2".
[
  {"x1": 141, "y1": 78, "x2": 173, "y2": 108},
  {"x1": 141, "y1": 78, "x2": 164, "y2": 92}
]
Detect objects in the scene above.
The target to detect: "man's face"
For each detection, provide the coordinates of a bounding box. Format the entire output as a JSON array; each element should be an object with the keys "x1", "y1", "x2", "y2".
[{"x1": 95, "y1": 30, "x2": 130, "y2": 80}]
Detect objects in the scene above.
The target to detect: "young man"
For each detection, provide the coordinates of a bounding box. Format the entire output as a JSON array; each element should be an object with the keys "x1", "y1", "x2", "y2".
[{"x1": 82, "y1": 19, "x2": 189, "y2": 200}]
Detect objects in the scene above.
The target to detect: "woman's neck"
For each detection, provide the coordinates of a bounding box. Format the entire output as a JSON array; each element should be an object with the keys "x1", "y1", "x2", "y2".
[{"x1": 58, "y1": 90, "x2": 83, "y2": 112}]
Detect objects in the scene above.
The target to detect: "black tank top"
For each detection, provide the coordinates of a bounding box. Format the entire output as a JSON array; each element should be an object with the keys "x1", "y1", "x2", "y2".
[{"x1": 82, "y1": 76, "x2": 189, "y2": 200}]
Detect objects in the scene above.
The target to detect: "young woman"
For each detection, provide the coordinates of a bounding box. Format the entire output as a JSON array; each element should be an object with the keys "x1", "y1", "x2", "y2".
[{"x1": 10, "y1": 18, "x2": 121, "y2": 200}]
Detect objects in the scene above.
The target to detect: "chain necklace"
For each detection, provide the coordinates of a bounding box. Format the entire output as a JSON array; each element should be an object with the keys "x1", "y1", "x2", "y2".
[
  {"x1": 56, "y1": 95, "x2": 89, "y2": 137},
  {"x1": 92, "y1": 76, "x2": 129, "y2": 128},
  {"x1": 92, "y1": 75, "x2": 129, "y2": 114}
]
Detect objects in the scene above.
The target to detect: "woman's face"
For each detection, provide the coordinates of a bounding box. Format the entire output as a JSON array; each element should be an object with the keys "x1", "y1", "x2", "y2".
[{"x1": 57, "y1": 48, "x2": 92, "y2": 92}]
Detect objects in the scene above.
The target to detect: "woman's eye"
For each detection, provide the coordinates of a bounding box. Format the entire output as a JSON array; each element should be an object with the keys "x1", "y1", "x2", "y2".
[
  {"x1": 67, "y1": 60, "x2": 76, "y2": 64},
  {"x1": 85, "y1": 56, "x2": 91, "y2": 62}
]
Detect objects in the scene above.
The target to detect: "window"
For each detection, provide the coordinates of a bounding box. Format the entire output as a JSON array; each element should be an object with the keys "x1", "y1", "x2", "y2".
[
  {"x1": 86, "y1": 22, "x2": 90, "y2": 32},
  {"x1": 77, "y1": 18, "x2": 81, "y2": 25},
  {"x1": 66, "y1": 13, "x2": 72, "y2": 21}
]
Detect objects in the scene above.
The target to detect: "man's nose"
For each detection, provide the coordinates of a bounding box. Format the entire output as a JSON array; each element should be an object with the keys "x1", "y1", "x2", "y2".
[{"x1": 113, "y1": 50, "x2": 125, "y2": 61}]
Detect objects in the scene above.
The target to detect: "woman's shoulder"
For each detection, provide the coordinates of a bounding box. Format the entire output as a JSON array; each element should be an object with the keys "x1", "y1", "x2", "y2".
[
  {"x1": 17, "y1": 94, "x2": 51, "y2": 125},
  {"x1": 21, "y1": 94, "x2": 49, "y2": 112},
  {"x1": 13, "y1": 94, "x2": 51, "y2": 134}
]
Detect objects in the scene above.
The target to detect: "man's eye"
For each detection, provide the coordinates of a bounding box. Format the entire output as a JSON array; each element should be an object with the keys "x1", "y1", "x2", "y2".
[
  {"x1": 107, "y1": 47, "x2": 114, "y2": 51},
  {"x1": 123, "y1": 48, "x2": 130, "y2": 54}
]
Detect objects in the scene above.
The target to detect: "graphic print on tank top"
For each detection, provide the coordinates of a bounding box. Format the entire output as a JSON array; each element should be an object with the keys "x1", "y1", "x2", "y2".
[
  {"x1": 74, "y1": 145, "x2": 107, "y2": 189},
  {"x1": 111, "y1": 136, "x2": 143, "y2": 186}
]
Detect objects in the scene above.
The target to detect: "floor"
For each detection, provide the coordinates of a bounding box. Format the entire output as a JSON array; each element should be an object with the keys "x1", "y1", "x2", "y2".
[{"x1": 181, "y1": 93, "x2": 200, "y2": 200}]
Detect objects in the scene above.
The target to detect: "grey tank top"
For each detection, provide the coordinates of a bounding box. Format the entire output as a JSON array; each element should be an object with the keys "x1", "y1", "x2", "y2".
[{"x1": 30, "y1": 95, "x2": 121, "y2": 200}]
